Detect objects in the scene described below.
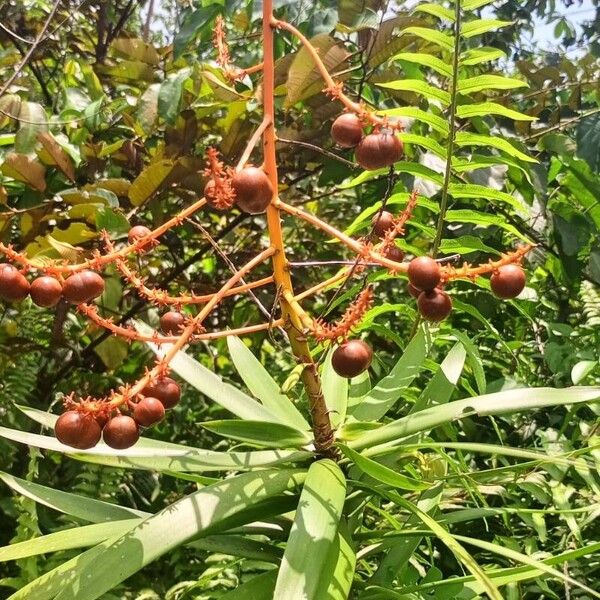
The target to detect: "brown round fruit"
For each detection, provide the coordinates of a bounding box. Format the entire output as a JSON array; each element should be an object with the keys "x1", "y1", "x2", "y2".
[
  {"x1": 0, "y1": 264, "x2": 30, "y2": 302},
  {"x1": 490, "y1": 264, "x2": 526, "y2": 299},
  {"x1": 331, "y1": 113, "x2": 363, "y2": 148},
  {"x1": 128, "y1": 225, "x2": 151, "y2": 243},
  {"x1": 331, "y1": 339, "x2": 373, "y2": 379},
  {"x1": 417, "y1": 288, "x2": 452, "y2": 322},
  {"x1": 142, "y1": 377, "x2": 181, "y2": 409},
  {"x1": 232, "y1": 167, "x2": 273, "y2": 214},
  {"x1": 384, "y1": 245, "x2": 405, "y2": 262},
  {"x1": 160, "y1": 311, "x2": 185, "y2": 335},
  {"x1": 103, "y1": 415, "x2": 140, "y2": 449},
  {"x1": 408, "y1": 256, "x2": 441, "y2": 292},
  {"x1": 133, "y1": 397, "x2": 166, "y2": 427},
  {"x1": 30, "y1": 276, "x2": 62, "y2": 307},
  {"x1": 355, "y1": 131, "x2": 403, "y2": 170},
  {"x1": 372, "y1": 210, "x2": 395, "y2": 237},
  {"x1": 55, "y1": 410, "x2": 102, "y2": 449},
  {"x1": 62, "y1": 270, "x2": 105, "y2": 304},
  {"x1": 407, "y1": 282, "x2": 421, "y2": 299}
]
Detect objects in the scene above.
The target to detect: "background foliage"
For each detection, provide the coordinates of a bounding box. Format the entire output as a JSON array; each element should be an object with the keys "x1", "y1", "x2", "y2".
[{"x1": 0, "y1": 0, "x2": 600, "y2": 598}]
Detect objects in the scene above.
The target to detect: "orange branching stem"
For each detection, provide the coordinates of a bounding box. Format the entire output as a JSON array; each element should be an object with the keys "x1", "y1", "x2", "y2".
[
  {"x1": 261, "y1": 0, "x2": 335, "y2": 455},
  {"x1": 93, "y1": 246, "x2": 276, "y2": 412},
  {"x1": 379, "y1": 189, "x2": 419, "y2": 256},
  {"x1": 204, "y1": 148, "x2": 236, "y2": 209},
  {"x1": 79, "y1": 302, "x2": 282, "y2": 343},
  {"x1": 271, "y1": 17, "x2": 402, "y2": 131},
  {"x1": 214, "y1": 15, "x2": 231, "y2": 69},
  {"x1": 104, "y1": 235, "x2": 274, "y2": 306},
  {"x1": 442, "y1": 244, "x2": 535, "y2": 282},
  {"x1": 312, "y1": 286, "x2": 374, "y2": 341},
  {"x1": 236, "y1": 117, "x2": 271, "y2": 171},
  {"x1": 0, "y1": 197, "x2": 208, "y2": 273}
]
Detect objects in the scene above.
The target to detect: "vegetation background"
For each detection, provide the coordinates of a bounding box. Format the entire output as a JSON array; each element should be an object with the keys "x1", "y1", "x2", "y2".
[{"x1": 0, "y1": 0, "x2": 600, "y2": 598}]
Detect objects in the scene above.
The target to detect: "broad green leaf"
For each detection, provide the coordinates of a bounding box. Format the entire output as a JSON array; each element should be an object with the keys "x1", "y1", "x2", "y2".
[
  {"x1": 201, "y1": 419, "x2": 309, "y2": 448},
  {"x1": 315, "y1": 522, "x2": 356, "y2": 600},
  {"x1": 461, "y1": 19, "x2": 513, "y2": 38},
  {"x1": 128, "y1": 159, "x2": 175, "y2": 205},
  {"x1": 445, "y1": 209, "x2": 529, "y2": 240},
  {"x1": 392, "y1": 52, "x2": 452, "y2": 77},
  {"x1": 227, "y1": 336, "x2": 310, "y2": 432},
  {"x1": 380, "y1": 106, "x2": 449, "y2": 135},
  {"x1": 285, "y1": 34, "x2": 349, "y2": 107},
  {"x1": 449, "y1": 330, "x2": 486, "y2": 394},
  {"x1": 455, "y1": 132, "x2": 537, "y2": 163},
  {"x1": 350, "y1": 387, "x2": 600, "y2": 451},
  {"x1": 0, "y1": 520, "x2": 139, "y2": 562},
  {"x1": 140, "y1": 322, "x2": 283, "y2": 423},
  {"x1": 447, "y1": 182, "x2": 524, "y2": 211},
  {"x1": 173, "y1": 5, "x2": 221, "y2": 58},
  {"x1": 413, "y1": 3, "x2": 455, "y2": 21},
  {"x1": 438, "y1": 235, "x2": 500, "y2": 256},
  {"x1": 50, "y1": 469, "x2": 306, "y2": 600},
  {"x1": 410, "y1": 342, "x2": 466, "y2": 414},
  {"x1": 273, "y1": 460, "x2": 346, "y2": 600},
  {"x1": 461, "y1": 0, "x2": 496, "y2": 10},
  {"x1": 0, "y1": 472, "x2": 147, "y2": 522},
  {"x1": 399, "y1": 132, "x2": 447, "y2": 158},
  {"x1": 339, "y1": 444, "x2": 430, "y2": 491},
  {"x1": 349, "y1": 326, "x2": 431, "y2": 421},
  {"x1": 340, "y1": 162, "x2": 443, "y2": 190},
  {"x1": 457, "y1": 75, "x2": 527, "y2": 95},
  {"x1": 14, "y1": 101, "x2": 47, "y2": 154},
  {"x1": 0, "y1": 422, "x2": 311, "y2": 473},
  {"x1": 460, "y1": 47, "x2": 506, "y2": 66},
  {"x1": 456, "y1": 102, "x2": 536, "y2": 121},
  {"x1": 571, "y1": 360, "x2": 597, "y2": 385},
  {"x1": 322, "y1": 349, "x2": 349, "y2": 429},
  {"x1": 158, "y1": 68, "x2": 191, "y2": 124},
  {"x1": 402, "y1": 27, "x2": 454, "y2": 51},
  {"x1": 377, "y1": 79, "x2": 450, "y2": 105}
]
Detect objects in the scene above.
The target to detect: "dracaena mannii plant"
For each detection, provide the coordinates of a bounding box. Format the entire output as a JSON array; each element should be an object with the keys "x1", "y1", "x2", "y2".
[{"x1": 1, "y1": 1, "x2": 599, "y2": 599}]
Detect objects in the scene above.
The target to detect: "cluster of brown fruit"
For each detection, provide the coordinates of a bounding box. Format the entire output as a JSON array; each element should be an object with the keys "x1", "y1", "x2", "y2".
[
  {"x1": 0, "y1": 263, "x2": 104, "y2": 307},
  {"x1": 331, "y1": 113, "x2": 403, "y2": 171},
  {"x1": 54, "y1": 376, "x2": 181, "y2": 450}
]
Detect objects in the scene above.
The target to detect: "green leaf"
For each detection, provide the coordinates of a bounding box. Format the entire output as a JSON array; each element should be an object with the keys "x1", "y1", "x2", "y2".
[
  {"x1": 380, "y1": 106, "x2": 450, "y2": 135},
  {"x1": 50, "y1": 469, "x2": 306, "y2": 600},
  {"x1": 14, "y1": 101, "x2": 47, "y2": 154},
  {"x1": 413, "y1": 3, "x2": 455, "y2": 21},
  {"x1": 456, "y1": 102, "x2": 536, "y2": 121},
  {"x1": 340, "y1": 161, "x2": 443, "y2": 190},
  {"x1": 410, "y1": 342, "x2": 466, "y2": 414},
  {"x1": 314, "y1": 522, "x2": 356, "y2": 600},
  {"x1": 173, "y1": 5, "x2": 221, "y2": 59},
  {"x1": 0, "y1": 422, "x2": 311, "y2": 473},
  {"x1": 454, "y1": 132, "x2": 537, "y2": 163},
  {"x1": 139, "y1": 322, "x2": 284, "y2": 423},
  {"x1": 158, "y1": 68, "x2": 191, "y2": 124},
  {"x1": 0, "y1": 520, "x2": 139, "y2": 562},
  {"x1": 0, "y1": 472, "x2": 147, "y2": 522},
  {"x1": 349, "y1": 326, "x2": 431, "y2": 421},
  {"x1": 128, "y1": 159, "x2": 175, "y2": 206},
  {"x1": 339, "y1": 444, "x2": 430, "y2": 491},
  {"x1": 201, "y1": 419, "x2": 310, "y2": 448},
  {"x1": 438, "y1": 235, "x2": 501, "y2": 256},
  {"x1": 461, "y1": 0, "x2": 496, "y2": 10},
  {"x1": 377, "y1": 79, "x2": 450, "y2": 105},
  {"x1": 457, "y1": 75, "x2": 527, "y2": 95},
  {"x1": 226, "y1": 336, "x2": 310, "y2": 432},
  {"x1": 392, "y1": 52, "x2": 452, "y2": 77},
  {"x1": 273, "y1": 460, "x2": 346, "y2": 600},
  {"x1": 322, "y1": 349, "x2": 349, "y2": 429},
  {"x1": 399, "y1": 132, "x2": 447, "y2": 158},
  {"x1": 402, "y1": 27, "x2": 454, "y2": 51},
  {"x1": 220, "y1": 571, "x2": 278, "y2": 599},
  {"x1": 449, "y1": 330, "x2": 486, "y2": 394},
  {"x1": 460, "y1": 47, "x2": 506, "y2": 66},
  {"x1": 447, "y1": 182, "x2": 524, "y2": 211},
  {"x1": 445, "y1": 209, "x2": 530, "y2": 239},
  {"x1": 571, "y1": 360, "x2": 597, "y2": 385},
  {"x1": 461, "y1": 19, "x2": 513, "y2": 38},
  {"x1": 350, "y1": 387, "x2": 600, "y2": 451}
]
